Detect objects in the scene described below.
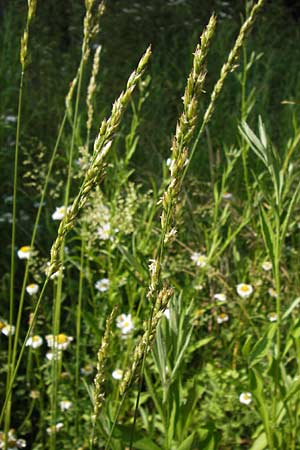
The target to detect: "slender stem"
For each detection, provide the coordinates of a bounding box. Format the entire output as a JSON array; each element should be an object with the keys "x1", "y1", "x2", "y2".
[{"x1": 5, "y1": 67, "x2": 24, "y2": 443}]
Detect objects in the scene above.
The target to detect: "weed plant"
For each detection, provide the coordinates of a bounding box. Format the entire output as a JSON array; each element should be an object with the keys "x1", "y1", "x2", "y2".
[{"x1": 1, "y1": 0, "x2": 300, "y2": 449}]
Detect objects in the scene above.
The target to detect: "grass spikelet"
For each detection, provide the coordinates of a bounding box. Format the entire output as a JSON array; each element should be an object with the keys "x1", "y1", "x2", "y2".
[
  {"x1": 92, "y1": 306, "x2": 118, "y2": 425},
  {"x1": 48, "y1": 46, "x2": 151, "y2": 276},
  {"x1": 87, "y1": 45, "x2": 102, "y2": 133},
  {"x1": 120, "y1": 287, "x2": 173, "y2": 396}
]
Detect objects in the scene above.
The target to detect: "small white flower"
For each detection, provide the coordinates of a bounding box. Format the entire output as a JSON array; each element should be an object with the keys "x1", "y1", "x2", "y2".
[
  {"x1": 268, "y1": 312, "x2": 278, "y2": 322},
  {"x1": 214, "y1": 293, "x2": 226, "y2": 302},
  {"x1": 52, "y1": 206, "x2": 70, "y2": 221},
  {"x1": 163, "y1": 308, "x2": 170, "y2": 320},
  {"x1": 1, "y1": 324, "x2": 15, "y2": 336},
  {"x1": 190, "y1": 252, "x2": 207, "y2": 268},
  {"x1": 0, "y1": 429, "x2": 26, "y2": 449},
  {"x1": 46, "y1": 422, "x2": 63, "y2": 434},
  {"x1": 236, "y1": 283, "x2": 253, "y2": 298},
  {"x1": 268, "y1": 287, "x2": 277, "y2": 298},
  {"x1": 262, "y1": 261, "x2": 272, "y2": 271},
  {"x1": 239, "y1": 392, "x2": 252, "y2": 405},
  {"x1": 46, "y1": 333, "x2": 73, "y2": 350},
  {"x1": 59, "y1": 400, "x2": 73, "y2": 411},
  {"x1": 17, "y1": 246, "x2": 31, "y2": 260},
  {"x1": 80, "y1": 363, "x2": 94, "y2": 375},
  {"x1": 95, "y1": 278, "x2": 110, "y2": 292},
  {"x1": 26, "y1": 283, "x2": 39, "y2": 296},
  {"x1": 222, "y1": 192, "x2": 233, "y2": 200},
  {"x1": 4, "y1": 115, "x2": 17, "y2": 123},
  {"x1": 97, "y1": 223, "x2": 111, "y2": 240},
  {"x1": 26, "y1": 335, "x2": 43, "y2": 349},
  {"x1": 217, "y1": 313, "x2": 229, "y2": 324},
  {"x1": 46, "y1": 350, "x2": 62, "y2": 361},
  {"x1": 112, "y1": 369, "x2": 123, "y2": 380},
  {"x1": 116, "y1": 313, "x2": 134, "y2": 335}
]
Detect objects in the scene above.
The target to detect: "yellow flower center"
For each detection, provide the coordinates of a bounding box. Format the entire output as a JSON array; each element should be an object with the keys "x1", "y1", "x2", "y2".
[
  {"x1": 240, "y1": 285, "x2": 250, "y2": 292},
  {"x1": 28, "y1": 283, "x2": 36, "y2": 288},
  {"x1": 20, "y1": 246, "x2": 30, "y2": 252},
  {"x1": 57, "y1": 333, "x2": 68, "y2": 344},
  {"x1": 32, "y1": 335, "x2": 40, "y2": 342},
  {"x1": 0, "y1": 320, "x2": 5, "y2": 330}
]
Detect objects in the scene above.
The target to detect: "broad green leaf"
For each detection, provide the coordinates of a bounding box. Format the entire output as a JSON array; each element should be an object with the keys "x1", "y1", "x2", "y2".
[
  {"x1": 249, "y1": 324, "x2": 276, "y2": 367},
  {"x1": 282, "y1": 297, "x2": 300, "y2": 320},
  {"x1": 249, "y1": 432, "x2": 267, "y2": 450},
  {"x1": 189, "y1": 336, "x2": 214, "y2": 353},
  {"x1": 177, "y1": 433, "x2": 195, "y2": 450},
  {"x1": 133, "y1": 438, "x2": 161, "y2": 450}
]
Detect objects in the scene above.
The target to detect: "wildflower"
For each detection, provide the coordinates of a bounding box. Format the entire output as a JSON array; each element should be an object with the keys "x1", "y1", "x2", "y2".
[
  {"x1": 236, "y1": 283, "x2": 253, "y2": 298},
  {"x1": 52, "y1": 206, "x2": 70, "y2": 221},
  {"x1": 26, "y1": 283, "x2": 39, "y2": 296},
  {"x1": 1, "y1": 324, "x2": 15, "y2": 336},
  {"x1": 116, "y1": 313, "x2": 134, "y2": 335},
  {"x1": 217, "y1": 313, "x2": 229, "y2": 324},
  {"x1": 17, "y1": 246, "x2": 31, "y2": 260},
  {"x1": 94, "y1": 278, "x2": 110, "y2": 292},
  {"x1": 112, "y1": 369, "x2": 123, "y2": 380},
  {"x1": 59, "y1": 400, "x2": 72, "y2": 411},
  {"x1": 239, "y1": 392, "x2": 252, "y2": 405},
  {"x1": 190, "y1": 252, "x2": 207, "y2": 268},
  {"x1": 45, "y1": 333, "x2": 73, "y2": 350},
  {"x1": 163, "y1": 308, "x2": 170, "y2": 320},
  {"x1": 0, "y1": 429, "x2": 26, "y2": 449},
  {"x1": 46, "y1": 422, "x2": 63, "y2": 434},
  {"x1": 4, "y1": 115, "x2": 17, "y2": 123},
  {"x1": 214, "y1": 293, "x2": 226, "y2": 302},
  {"x1": 97, "y1": 223, "x2": 111, "y2": 240},
  {"x1": 81, "y1": 363, "x2": 94, "y2": 375},
  {"x1": 268, "y1": 312, "x2": 278, "y2": 322},
  {"x1": 26, "y1": 335, "x2": 43, "y2": 349},
  {"x1": 262, "y1": 261, "x2": 272, "y2": 271},
  {"x1": 222, "y1": 192, "x2": 233, "y2": 199},
  {"x1": 30, "y1": 390, "x2": 40, "y2": 399},
  {"x1": 46, "y1": 350, "x2": 62, "y2": 361},
  {"x1": 268, "y1": 287, "x2": 277, "y2": 298}
]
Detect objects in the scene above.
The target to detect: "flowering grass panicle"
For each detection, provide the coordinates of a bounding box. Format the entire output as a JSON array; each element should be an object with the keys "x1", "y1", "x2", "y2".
[{"x1": 48, "y1": 46, "x2": 151, "y2": 276}]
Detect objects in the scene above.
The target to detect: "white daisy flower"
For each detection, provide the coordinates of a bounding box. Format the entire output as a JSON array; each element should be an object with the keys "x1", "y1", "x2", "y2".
[
  {"x1": 46, "y1": 422, "x2": 63, "y2": 434},
  {"x1": 26, "y1": 283, "x2": 39, "y2": 296},
  {"x1": 116, "y1": 313, "x2": 134, "y2": 335},
  {"x1": 59, "y1": 400, "x2": 73, "y2": 411},
  {"x1": 214, "y1": 293, "x2": 226, "y2": 302},
  {"x1": 262, "y1": 261, "x2": 272, "y2": 271},
  {"x1": 112, "y1": 369, "x2": 123, "y2": 380},
  {"x1": 190, "y1": 252, "x2": 207, "y2": 268},
  {"x1": 0, "y1": 429, "x2": 26, "y2": 449},
  {"x1": 239, "y1": 392, "x2": 252, "y2": 405},
  {"x1": 52, "y1": 206, "x2": 70, "y2": 221},
  {"x1": 80, "y1": 363, "x2": 94, "y2": 375},
  {"x1": 26, "y1": 335, "x2": 43, "y2": 349},
  {"x1": 45, "y1": 333, "x2": 73, "y2": 350},
  {"x1": 1, "y1": 324, "x2": 15, "y2": 336},
  {"x1": 236, "y1": 283, "x2": 253, "y2": 298},
  {"x1": 222, "y1": 192, "x2": 233, "y2": 200},
  {"x1": 17, "y1": 246, "x2": 31, "y2": 260},
  {"x1": 95, "y1": 278, "x2": 110, "y2": 292},
  {"x1": 268, "y1": 312, "x2": 278, "y2": 322},
  {"x1": 217, "y1": 313, "x2": 229, "y2": 324}
]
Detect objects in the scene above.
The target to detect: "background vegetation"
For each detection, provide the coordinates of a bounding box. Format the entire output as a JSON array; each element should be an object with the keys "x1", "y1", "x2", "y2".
[{"x1": 1, "y1": 0, "x2": 300, "y2": 449}]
